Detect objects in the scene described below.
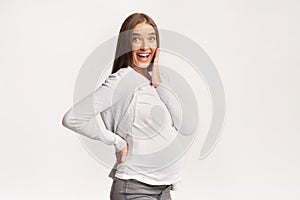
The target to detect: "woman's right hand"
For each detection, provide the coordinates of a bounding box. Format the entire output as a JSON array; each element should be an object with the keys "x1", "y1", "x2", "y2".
[
  {"x1": 151, "y1": 48, "x2": 162, "y2": 88},
  {"x1": 116, "y1": 144, "x2": 128, "y2": 164}
]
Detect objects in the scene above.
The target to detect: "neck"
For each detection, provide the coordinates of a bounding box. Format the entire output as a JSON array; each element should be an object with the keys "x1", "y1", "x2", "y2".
[{"x1": 130, "y1": 65, "x2": 151, "y2": 80}]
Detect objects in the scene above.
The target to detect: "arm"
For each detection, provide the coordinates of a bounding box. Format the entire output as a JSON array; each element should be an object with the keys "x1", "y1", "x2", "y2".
[
  {"x1": 62, "y1": 72, "x2": 127, "y2": 152},
  {"x1": 151, "y1": 48, "x2": 182, "y2": 132},
  {"x1": 155, "y1": 73, "x2": 182, "y2": 132}
]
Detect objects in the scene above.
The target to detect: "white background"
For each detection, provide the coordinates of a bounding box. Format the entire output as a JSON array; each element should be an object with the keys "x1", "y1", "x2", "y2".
[{"x1": 1, "y1": 0, "x2": 299, "y2": 199}]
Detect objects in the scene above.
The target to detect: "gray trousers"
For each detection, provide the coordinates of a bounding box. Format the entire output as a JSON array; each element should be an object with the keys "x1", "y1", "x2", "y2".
[{"x1": 110, "y1": 177, "x2": 172, "y2": 200}]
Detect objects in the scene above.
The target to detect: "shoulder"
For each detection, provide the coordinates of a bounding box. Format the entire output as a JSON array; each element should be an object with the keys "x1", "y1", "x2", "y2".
[
  {"x1": 160, "y1": 71, "x2": 170, "y2": 81},
  {"x1": 159, "y1": 71, "x2": 171, "y2": 87},
  {"x1": 102, "y1": 67, "x2": 131, "y2": 87},
  {"x1": 109, "y1": 67, "x2": 131, "y2": 79},
  {"x1": 148, "y1": 68, "x2": 171, "y2": 85}
]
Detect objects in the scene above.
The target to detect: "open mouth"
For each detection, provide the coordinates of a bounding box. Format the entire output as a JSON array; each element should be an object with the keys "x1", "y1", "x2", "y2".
[
  {"x1": 136, "y1": 53, "x2": 151, "y2": 62},
  {"x1": 137, "y1": 53, "x2": 150, "y2": 58}
]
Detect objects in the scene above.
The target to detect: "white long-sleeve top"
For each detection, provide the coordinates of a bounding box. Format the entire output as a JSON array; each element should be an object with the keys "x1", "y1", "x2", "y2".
[{"x1": 62, "y1": 66, "x2": 184, "y2": 190}]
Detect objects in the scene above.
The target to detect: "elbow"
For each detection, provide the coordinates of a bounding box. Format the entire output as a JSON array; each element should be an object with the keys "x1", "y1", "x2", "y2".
[
  {"x1": 61, "y1": 108, "x2": 89, "y2": 133},
  {"x1": 62, "y1": 108, "x2": 73, "y2": 129}
]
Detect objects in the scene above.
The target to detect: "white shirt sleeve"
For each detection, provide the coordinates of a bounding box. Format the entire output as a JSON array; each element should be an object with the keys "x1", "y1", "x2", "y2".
[
  {"x1": 155, "y1": 73, "x2": 182, "y2": 132},
  {"x1": 62, "y1": 72, "x2": 127, "y2": 152}
]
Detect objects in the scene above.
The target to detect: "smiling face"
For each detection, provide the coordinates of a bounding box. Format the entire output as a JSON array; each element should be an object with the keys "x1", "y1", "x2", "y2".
[{"x1": 131, "y1": 22, "x2": 157, "y2": 69}]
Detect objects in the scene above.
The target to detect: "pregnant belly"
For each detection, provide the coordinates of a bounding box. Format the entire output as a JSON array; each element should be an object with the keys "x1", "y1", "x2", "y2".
[
  {"x1": 131, "y1": 124, "x2": 177, "y2": 155},
  {"x1": 130, "y1": 86, "x2": 181, "y2": 155}
]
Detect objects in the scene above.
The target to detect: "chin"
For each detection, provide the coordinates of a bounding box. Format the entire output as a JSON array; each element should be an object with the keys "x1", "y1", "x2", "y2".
[{"x1": 134, "y1": 63, "x2": 150, "y2": 68}]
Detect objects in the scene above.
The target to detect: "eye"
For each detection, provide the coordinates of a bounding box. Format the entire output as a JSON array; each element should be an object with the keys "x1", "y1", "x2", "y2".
[
  {"x1": 149, "y1": 36, "x2": 156, "y2": 41},
  {"x1": 132, "y1": 37, "x2": 141, "y2": 43}
]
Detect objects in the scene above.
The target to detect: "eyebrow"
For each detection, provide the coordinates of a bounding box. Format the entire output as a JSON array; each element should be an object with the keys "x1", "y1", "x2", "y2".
[{"x1": 132, "y1": 32, "x2": 156, "y2": 36}]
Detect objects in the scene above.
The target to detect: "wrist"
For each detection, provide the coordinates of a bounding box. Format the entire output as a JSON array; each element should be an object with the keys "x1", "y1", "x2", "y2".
[
  {"x1": 114, "y1": 134, "x2": 127, "y2": 152},
  {"x1": 152, "y1": 82, "x2": 161, "y2": 88}
]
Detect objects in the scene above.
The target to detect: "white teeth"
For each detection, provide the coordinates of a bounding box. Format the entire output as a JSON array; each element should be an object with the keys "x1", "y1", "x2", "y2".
[{"x1": 137, "y1": 53, "x2": 150, "y2": 57}]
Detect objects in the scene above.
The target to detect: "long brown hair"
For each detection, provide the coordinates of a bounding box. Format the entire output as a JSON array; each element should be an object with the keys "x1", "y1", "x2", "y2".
[{"x1": 111, "y1": 13, "x2": 160, "y2": 74}]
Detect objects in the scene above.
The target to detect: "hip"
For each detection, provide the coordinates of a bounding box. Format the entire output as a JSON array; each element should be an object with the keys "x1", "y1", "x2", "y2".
[{"x1": 110, "y1": 177, "x2": 172, "y2": 200}]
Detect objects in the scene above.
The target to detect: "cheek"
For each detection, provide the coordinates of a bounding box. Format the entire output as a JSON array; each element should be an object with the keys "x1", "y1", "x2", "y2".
[
  {"x1": 151, "y1": 47, "x2": 157, "y2": 55},
  {"x1": 132, "y1": 52, "x2": 136, "y2": 58},
  {"x1": 149, "y1": 42, "x2": 157, "y2": 49},
  {"x1": 132, "y1": 52, "x2": 139, "y2": 64},
  {"x1": 132, "y1": 44, "x2": 140, "y2": 52}
]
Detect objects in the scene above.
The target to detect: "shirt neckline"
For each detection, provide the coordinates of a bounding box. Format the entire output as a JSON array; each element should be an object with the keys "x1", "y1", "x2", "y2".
[{"x1": 127, "y1": 66, "x2": 152, "y2": 83}]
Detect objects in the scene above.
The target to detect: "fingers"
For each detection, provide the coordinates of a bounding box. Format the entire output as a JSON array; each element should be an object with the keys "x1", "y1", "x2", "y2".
[
  {"x1": 120, "y1": 150, "x2": 127, "y2": 163},
  {"x1": 116, "y1": 144, "x2": 128, "y2": 164},
  {"x1": 121, "y1": 144, "x2": 128, "y2": 162},
  {"x1": 154, "y1": 48, "x2": 160, "y2": 64},
  {"x1": 151, "y1": 48, "x2": 161, "y2": 88}
]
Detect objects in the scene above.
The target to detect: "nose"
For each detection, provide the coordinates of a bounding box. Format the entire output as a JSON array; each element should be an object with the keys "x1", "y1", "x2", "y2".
[{"x1": 140, "y1": 39, "x2": 149, "y2": 50}]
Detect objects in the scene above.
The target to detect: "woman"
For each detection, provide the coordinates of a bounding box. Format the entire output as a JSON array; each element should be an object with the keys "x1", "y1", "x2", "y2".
[{"x1": 62, "y1": 13, "x2": 184, "y2": 200}]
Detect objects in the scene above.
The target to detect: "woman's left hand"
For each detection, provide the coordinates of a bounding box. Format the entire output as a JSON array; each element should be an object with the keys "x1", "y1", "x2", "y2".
[{"x1": 151, "y1": 48, "x2": 162, "y2": 88}]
